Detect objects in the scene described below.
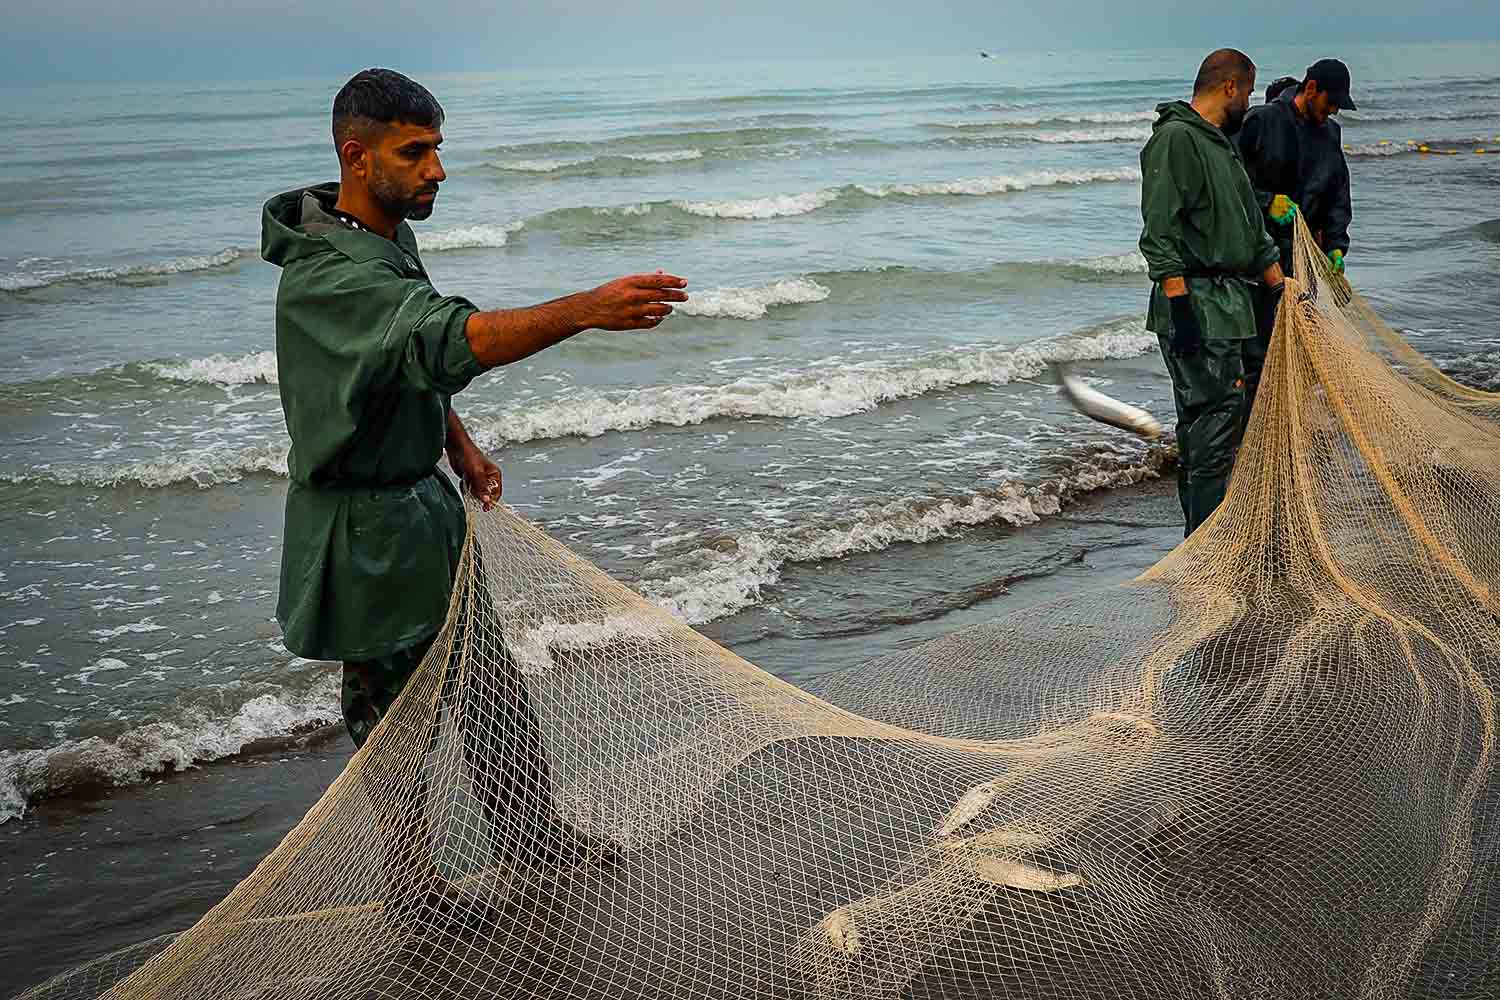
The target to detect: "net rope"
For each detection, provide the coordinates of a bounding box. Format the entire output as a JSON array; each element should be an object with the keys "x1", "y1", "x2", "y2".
[{"x1": 17, "y1": 219, "x2": 1500, "y2": 1000}]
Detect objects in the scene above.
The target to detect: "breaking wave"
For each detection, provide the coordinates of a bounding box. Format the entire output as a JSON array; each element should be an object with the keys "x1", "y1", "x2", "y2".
[
  {"x1": 464, "y1": 318, "x2": 1158, "y2": 447},
  {"x1": 2, "y1": 444, "x2": 290, "y2": 490},
  {"x1": 0, "y1": 671, "x2": 342, "y2": 824},
  {"x1": 677, "y1": 278, "x2": 831, "y2": 319},
  {"x1": 145, "y1": 351, "x2": 278, "y2": 386},
  {"x1": 0, "y1": 249, "x2": 243, "y2": 293},
  {"x1": 640, "y1": 442, "x2": 1172, "y2": 624}
]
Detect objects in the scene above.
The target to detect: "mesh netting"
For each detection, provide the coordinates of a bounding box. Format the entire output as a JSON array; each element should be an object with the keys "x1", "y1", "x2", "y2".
[{"x1": 18, "y1": 220, "x2": 1500, "y2": 1000}]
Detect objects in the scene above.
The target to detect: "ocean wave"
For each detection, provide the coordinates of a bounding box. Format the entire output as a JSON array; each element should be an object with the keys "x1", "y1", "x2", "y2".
[
  {"x1": 0, "y1": 249, "x2": 243, "y2": 293},
  {"x1": 1064, "y1": 252, "x2": 1148, "y2": 275},
  {"x1": 494, "y1": 157, "x2": 586, "y2": 173},
  {"x1": 1344, "y1": 140, "x2": 1420, "y2": 157},
  {"x1": 3, "y1": 443, "x2": 290, "y2": 489},
  {"x1": 466, "y1": 318, "x2": 1158, "y2": 447},
  {"x1": 929, "y1": 111, "x2": 1156, "y2": 130},
  {"x1": 144, "y1": 350, "x2": 278, "y2": 386},
  {"x1": 854, "y1": 167, "x2": 1141, "y2": 199},
  {"x1": 633, "y1": 149, "x2": 707, "y2": 163},
  {"x1": 674, "y1": 190, "x2": 842, "y2": 219},
  {"x1": 492, "y1": 149, "x2": 705, "y2": 173},
  {"x1": 1344, "y1": 138, "x2": 1497, "y2": 157},
  {"x1": 415, "y1": 221, "x2": 525, "y2": 251},
  {"x1": 76, "y1": 254, "x2": 1140, "y2": 398},
  {"x1": 641, "y1": 444, "x2": 1171, "y2": 624},
  {"x1": 0, "y1": 672, "x2": 341, "y2": 824},
  {"x1": 487, "y1": 126, "x2": 818, "y2": 161},
  {"x1": 677, "y1": 278, "x2": 831, "y2": 320},
  {"x1": 1341, "y1": 108, "x2": 1497, "y2": 124},
  {"x1": 1029, "y1": 126, "x2": 1152, "y2": 144},
  {"x1": 599, "y1": 167, "x2": 1139, "y2": 223}
]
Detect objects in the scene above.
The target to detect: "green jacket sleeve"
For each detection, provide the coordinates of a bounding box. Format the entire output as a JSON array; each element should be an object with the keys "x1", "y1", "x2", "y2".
[
  {"x1": 281, "y1": 254, "x2": 484, "y2": 399},
  {"x1": 1138, "y1": 126, "x2": 1193, "y2": 282}
]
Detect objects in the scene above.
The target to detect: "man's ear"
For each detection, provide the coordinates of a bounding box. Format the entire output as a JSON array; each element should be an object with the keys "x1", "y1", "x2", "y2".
[{"x1": 338, "y1": 137, "x2": 369, "y2": 176}]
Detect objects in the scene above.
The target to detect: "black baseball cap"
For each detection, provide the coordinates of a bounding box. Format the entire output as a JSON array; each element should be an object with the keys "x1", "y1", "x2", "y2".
[{"x1": 1306, "y1": 58, "x2": 1358, "y2": 110}]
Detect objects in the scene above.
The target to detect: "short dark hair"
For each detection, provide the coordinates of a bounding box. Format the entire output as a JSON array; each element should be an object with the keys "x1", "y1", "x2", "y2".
[
  {"x1": 1193, "y1": 48, "x2": 1256, "y2": 96},
  {"x1": 332, "y1": 68, "x2": 444, "y2": 146},
  {"x1": 1265, "y1": 76, "x2": 1299, "y2": 103}
]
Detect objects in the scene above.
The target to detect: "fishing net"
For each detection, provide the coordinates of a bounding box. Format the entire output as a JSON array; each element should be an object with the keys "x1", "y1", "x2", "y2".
[{"x1": 17, "y1": 218, "x2": 1500, "y2": 1000}]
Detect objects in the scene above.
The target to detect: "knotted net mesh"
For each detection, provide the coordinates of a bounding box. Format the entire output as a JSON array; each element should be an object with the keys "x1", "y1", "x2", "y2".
[{"x1": 18, "y1": 220, "x2": 1500, "y2": 999}]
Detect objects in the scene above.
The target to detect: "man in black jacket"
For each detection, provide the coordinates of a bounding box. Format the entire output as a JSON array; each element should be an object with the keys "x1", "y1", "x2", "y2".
[
  {"x1": 1237, "y1": 58, "x2": 1358, "y2": 279},
  {"x1": 1236, "y1": 59, "x2": 1357, "y2": 414}
]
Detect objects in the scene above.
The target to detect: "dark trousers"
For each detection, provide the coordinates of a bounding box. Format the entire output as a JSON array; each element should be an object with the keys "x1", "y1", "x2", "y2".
[
  {"x1": 1158, "y1": 334, "x2": 1252, "y2": 537},
  {"x1": 342, "y1": 542, "x2": 557, "y2": 882}
]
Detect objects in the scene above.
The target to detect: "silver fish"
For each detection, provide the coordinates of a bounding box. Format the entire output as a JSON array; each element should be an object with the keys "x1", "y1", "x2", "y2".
[
  {"x1": 967, "y1": 857, "x2": 1085, "y2": 893},
  {"x1": 818, "y1": 906, "x2": 861, "y2": 956},
  {"x1": 1053, "y1": 363, "x2": 1163, "y2": 439},
  {"x1": 934, "y1": 779, "x2": 1004, "y2": 838}
]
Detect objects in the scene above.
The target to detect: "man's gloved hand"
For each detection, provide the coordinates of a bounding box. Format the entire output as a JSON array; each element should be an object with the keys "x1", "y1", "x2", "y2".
[
  {"x1": 1270, "y1": 194, "x2": 1299, "y2": 225},
  {"x1": 1258, "y1": 282, "x2": 1285, "y2": 340},
  {"x1": 1168, "y1": 294, "x2": 1203, "y2": 359},
  {"x1": 1327, "y1": 249, "x2": 1345, "y2": 274}
]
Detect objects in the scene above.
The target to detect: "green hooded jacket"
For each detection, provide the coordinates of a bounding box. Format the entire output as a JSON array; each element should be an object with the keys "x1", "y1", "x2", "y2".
[
  {"x1": 261, "y1": 183, "x2": 485, "y2": 661},
  {"x1": 1138, "y1": 101, "x2": 1281, "y2": 340}
]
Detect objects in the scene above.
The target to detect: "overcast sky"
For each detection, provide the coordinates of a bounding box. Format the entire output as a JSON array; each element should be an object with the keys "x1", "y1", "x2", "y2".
[{"x1": 5, "y1": 0, "x2": 1498, "y2": 86}]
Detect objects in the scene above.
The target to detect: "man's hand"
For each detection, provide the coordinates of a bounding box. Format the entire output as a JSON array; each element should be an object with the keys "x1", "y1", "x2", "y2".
[
  {"x1": 577, "y1": 273, "x2": 689, "y2": 331},
  {"x1": 1167, "y1": 294, "x2": 1204, "y2": 359},
  {"x1": 1327, "y1": 249, "x2": 1345, "y2": 274},
  {"x1": 1257, "y1": 281, "x2": 1285, "y2": 340},
  {"x1": 447, "y1": 440, "x2": 501, "y2": 510},
  {"x1": 1270, "y1": 195, "x2": 1299, "y2": 225}
]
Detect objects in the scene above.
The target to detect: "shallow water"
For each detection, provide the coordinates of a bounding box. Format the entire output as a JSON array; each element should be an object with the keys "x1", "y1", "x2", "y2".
[{"x1": 2, "y1": 44, "x2": 1498, "y2": 821}]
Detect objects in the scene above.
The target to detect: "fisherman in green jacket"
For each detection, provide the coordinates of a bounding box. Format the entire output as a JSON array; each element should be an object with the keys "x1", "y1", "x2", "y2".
[
  {"x1": 1139, "y1": 49, "x2": 1286, "y2": 537},
  {"x1": 261, "y1": 68, "x2": 688, "y2": 921}
]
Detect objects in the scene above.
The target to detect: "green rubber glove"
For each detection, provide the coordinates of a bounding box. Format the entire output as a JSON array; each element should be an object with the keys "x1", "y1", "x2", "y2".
[
  {"x1": 1270, "y1": 194, "x2": 1299, "y2": 225},
  {"x1": 1328, "y1": 249, "x2": 1345, "y2": 274}
]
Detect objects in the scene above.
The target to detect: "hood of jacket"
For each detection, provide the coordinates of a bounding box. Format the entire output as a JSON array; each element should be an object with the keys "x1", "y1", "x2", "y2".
[{"x1": 1152, "y1": 100, "x2": 1237, "y2": 150}]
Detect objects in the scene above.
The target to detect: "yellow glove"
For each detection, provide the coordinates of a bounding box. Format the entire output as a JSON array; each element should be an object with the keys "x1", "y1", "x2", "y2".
[
  {"x1": 1328, "y1": 249, "x2": 1345, "y2": 274},
  {"x1": 1270, "y1": 194, "x2": 1298, "y2": 225}
]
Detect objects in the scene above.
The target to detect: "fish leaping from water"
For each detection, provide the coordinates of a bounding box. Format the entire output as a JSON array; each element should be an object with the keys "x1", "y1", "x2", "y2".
[{"x1": 1053, "y1": 362, "x2": 1163, "y2": 439}]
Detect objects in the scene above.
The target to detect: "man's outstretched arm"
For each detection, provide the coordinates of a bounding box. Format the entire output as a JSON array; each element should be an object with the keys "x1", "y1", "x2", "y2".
[{"x1": 464, "y1": 272, "x2": 689, "y2": 368}]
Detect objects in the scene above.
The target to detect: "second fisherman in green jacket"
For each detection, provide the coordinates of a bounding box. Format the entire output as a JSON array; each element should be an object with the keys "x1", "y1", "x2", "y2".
[{"x1": 1139, "y1": 48, "x2": 1286, "y2": 537}]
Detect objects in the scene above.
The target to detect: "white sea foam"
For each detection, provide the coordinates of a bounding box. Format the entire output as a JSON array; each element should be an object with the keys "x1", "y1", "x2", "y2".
[
  {"x1": 511, "y1": 615, "x2": 671, "y2": 675},
  {"x1": 931, "y1": 111, "x2": 1156, "y2": 129},
  {"x1": 1, "y1": 249, "x2": 242, "y2": 293},
  {"x1": 494, "y1": 149, "x2": 703, "y2": 172},
  {"x1": 1067, "y1": 252, "x2": 1149, "y2": 275},
  {"x1": 467, "y1": 319, "x2": 1158, "y2": 447},
  {"x1": 494, "y1": 157, "x2": 591, "y2": 172},
  {"x1": 675, "y1": 189, "x2": 841, "y2": 219},
  {"x1": 678, "y1": 278, "x2": 831, "y2": 320},
  {"x1": 145, "y1": 350, "x2": 278, "y2": 386},
  {"x1": 4, "y1": 443, "x2": 290, "y2": 489},
  {"x1": 628, "y1": 149, "x2": 705, "y2": 163},
  {"x1": 856, "y1": 167, "x2": 1141, "y2": 198},
  {"x1": 0, "y1": 672, "x2": 341, "y2": 824},
  {"x1": 640, "y1": 452, "x2": 1166, "y2": 625},
  {"x1": 415, "y1": 221, "x2": 525, "y2": 251},
  {"x1": 1030, "y1": 126, "x2": 1153, "y2": 144}
]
